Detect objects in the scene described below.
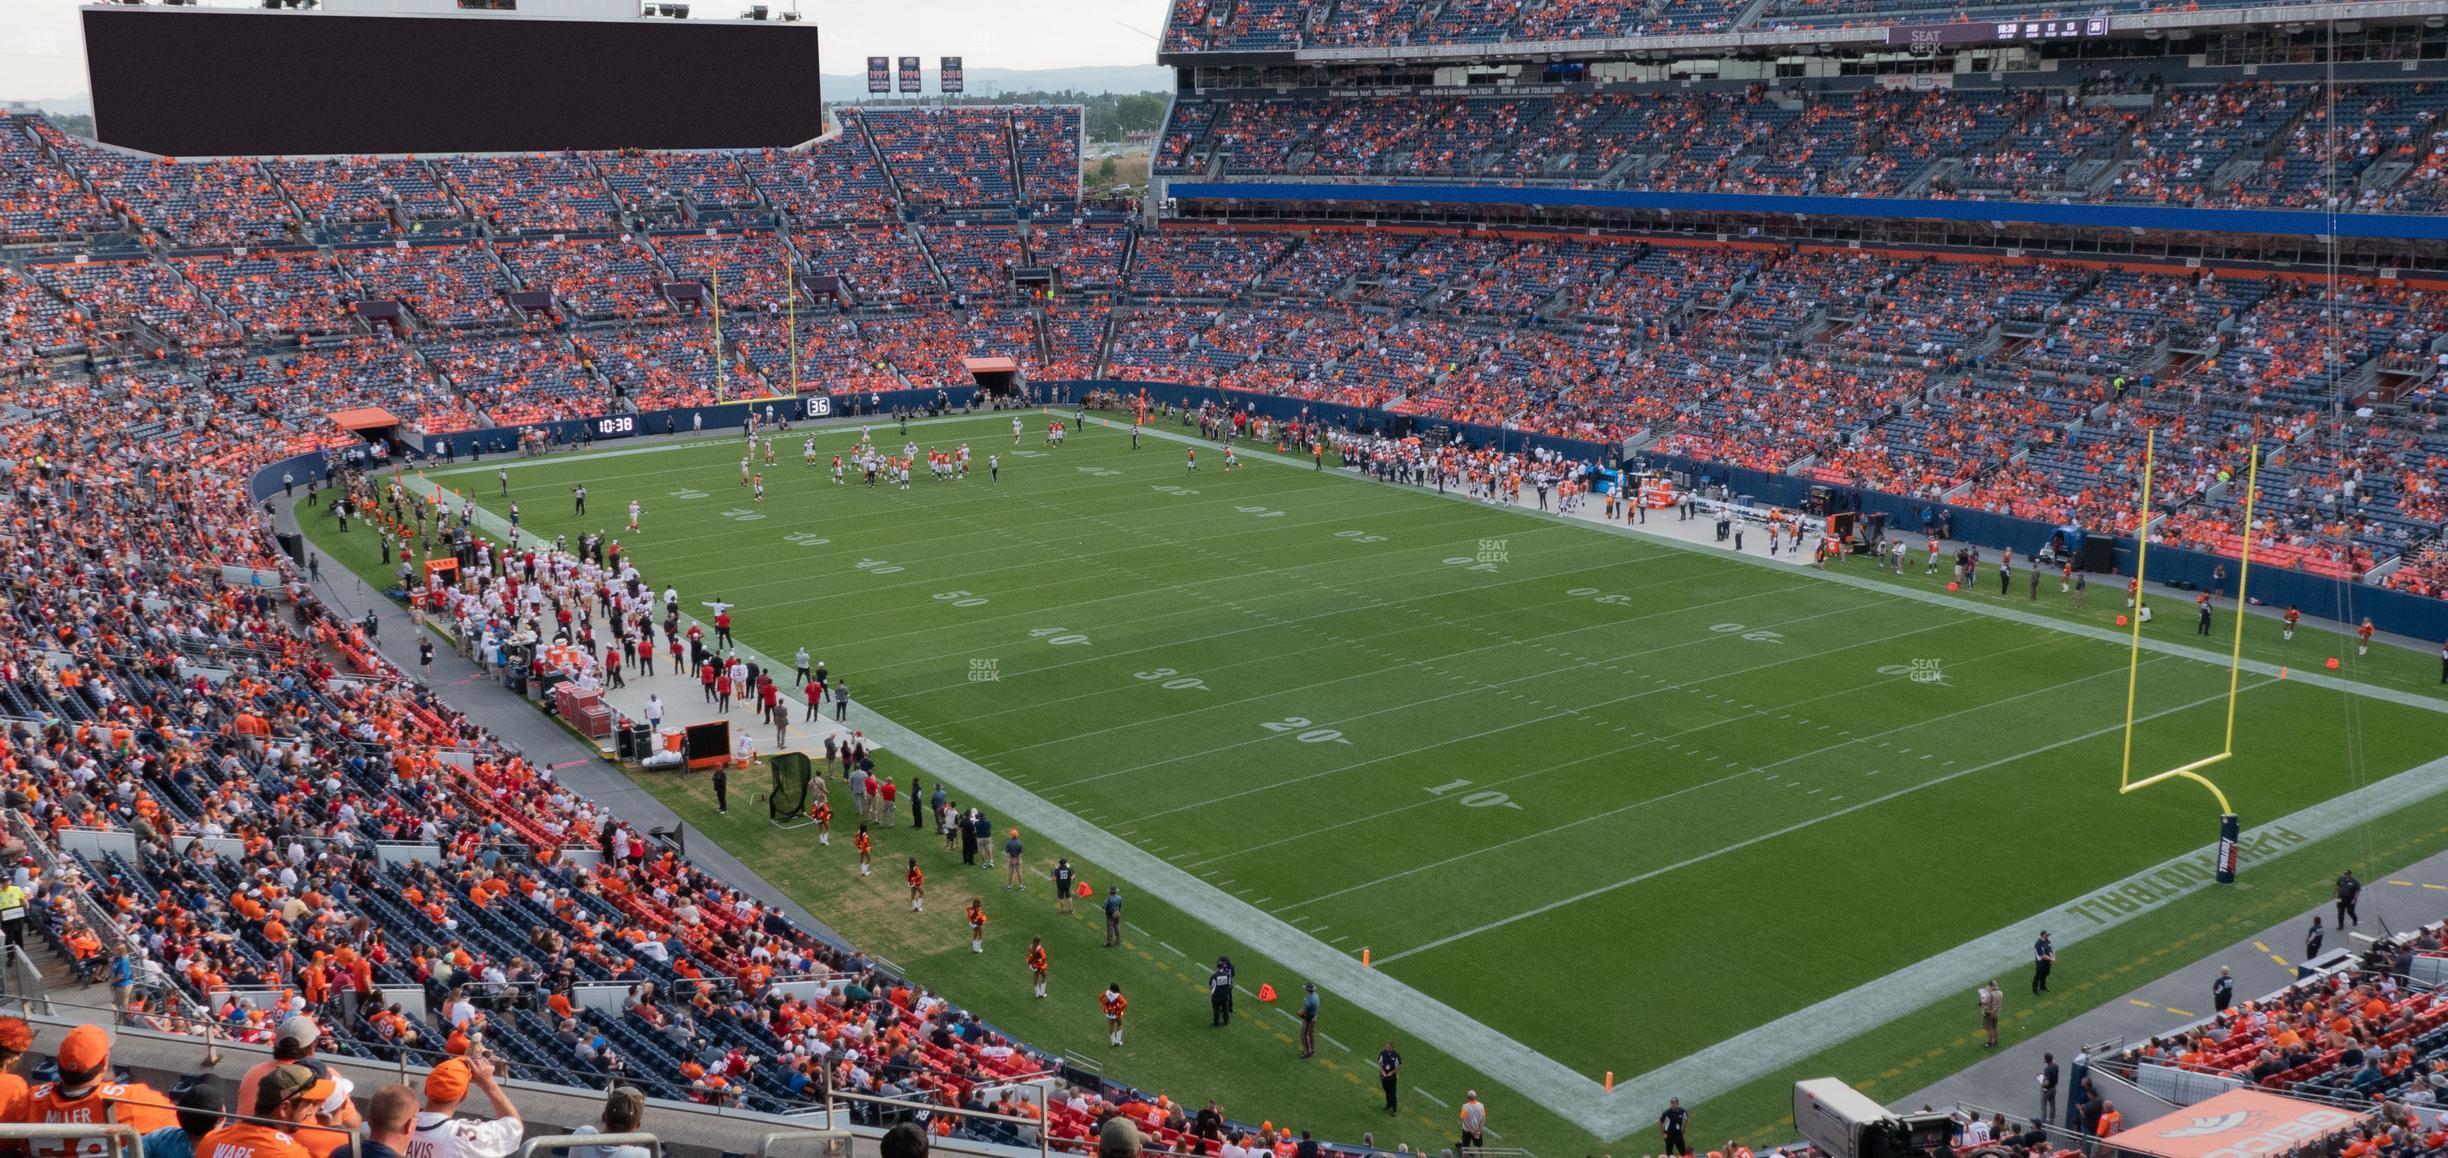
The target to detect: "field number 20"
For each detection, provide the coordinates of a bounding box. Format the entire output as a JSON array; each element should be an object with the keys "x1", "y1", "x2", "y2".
[
  {"x1": 933, "y1": 590, "x2": 989, "y2": 607},
  {"x1": 1425, "y1": 778, "x2": 1523, "y2": 810},
  {"x1": 1260, "y1": 716, "x2": 1349, "y2": 745}
]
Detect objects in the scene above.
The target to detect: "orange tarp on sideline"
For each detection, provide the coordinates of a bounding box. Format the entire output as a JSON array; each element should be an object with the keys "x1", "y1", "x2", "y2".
[{"x1": 2100, "y1": 1088, "x2": 2364, "y2": 1158}]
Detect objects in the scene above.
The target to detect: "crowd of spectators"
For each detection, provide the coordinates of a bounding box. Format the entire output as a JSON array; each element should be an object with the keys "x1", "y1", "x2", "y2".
[
  {"x1": 437, "y1": 154, "x2": 626, "y2": 236},
  {"x1": 423, "y1": 332, "x2": 603, "y2": 427},
  {"x1": 175, "y1": 250, "x2": 360, "y2": 341},
  {"x1": 29, "y1": 255, "x2": 244, "y2": 349},
  {"x1": 271, "y1": 157, "x2": 466, "y2": 239},
  {"x1": 655, "y1": 232, "x2": 801, "y2": 311},
  {"x1": 1027, "y1": 223, "x2": 1131, "y2": 292},
  {"x1": 1155, "y1": 78, "x2": 2448, "y2": 212},
  {"x1": 925, "y1": 225, "x2": 1026, "y2": 296},
  {"x1": 572, "y1": 321, "x2": 750, "y2": 413},
  {"x1": 0, "y1": 109, "x2": 2444, "y2": 593},
  {"x1": 498, "y1": 237, "x2": 675, "y2": 323},
  {"x1": 742, "y1": 136, "x2": 900, "y2": 226},
  {"x1": 1166, "y1": 0, "x2": 2361, "y2": 48},
  {"x1": 796, "y1": 225, "x2": 944, "y2": 307},
  {"x1": 859, "y1": 108, "x2": 1023, "y2": 210},
  {"x1": 65, "y1": 147, "x2": 299, "y2": 249},
  {"x1": 0, "y1": 114, "x2": 116, "y2": 247},
  {"x1": 342, "y1": 243, "x2": 516, "y2": 330}
]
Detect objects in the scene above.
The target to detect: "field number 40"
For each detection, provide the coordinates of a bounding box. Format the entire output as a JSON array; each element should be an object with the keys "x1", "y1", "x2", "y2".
[{"x1": 1425, "y1": 779, "x2": 1522, "y2": 810}]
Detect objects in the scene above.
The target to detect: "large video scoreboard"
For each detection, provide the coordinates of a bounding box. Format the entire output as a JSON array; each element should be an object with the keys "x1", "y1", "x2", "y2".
[{"x1": 84, "y1": 5, "x2": 823, "y2": 156}]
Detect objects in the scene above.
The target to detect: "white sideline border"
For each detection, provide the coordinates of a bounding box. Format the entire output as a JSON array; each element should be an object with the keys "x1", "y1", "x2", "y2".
[{"x1": 400, "y1": 417, "x2": 2448, "y2": 1142}]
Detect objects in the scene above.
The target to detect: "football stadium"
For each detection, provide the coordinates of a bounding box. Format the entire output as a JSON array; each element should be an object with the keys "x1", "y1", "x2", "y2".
[{"x1": 0, "y1": 1, "x2": 2446, "y2": 1158}]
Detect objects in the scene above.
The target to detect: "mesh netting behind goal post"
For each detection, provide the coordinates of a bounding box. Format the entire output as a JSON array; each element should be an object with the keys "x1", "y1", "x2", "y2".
[{"x1": 769, "y1": 751, "x2": 813, "y2": 827}]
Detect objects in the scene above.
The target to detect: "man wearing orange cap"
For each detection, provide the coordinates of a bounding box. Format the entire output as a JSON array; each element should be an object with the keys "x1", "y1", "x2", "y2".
[
  {"x1": 196, "y1": 1064, "x2": 318, "y2": 1158},
  {"x1": 1004, "y1": 829, "x2": 1025, "y2": 891},
  {"x1": 408, "y1": 1057, "x2": 522, "y2": 1158},
  {"x1": 23, "y1": 1024, "x2": 179, "y2": 1158}
]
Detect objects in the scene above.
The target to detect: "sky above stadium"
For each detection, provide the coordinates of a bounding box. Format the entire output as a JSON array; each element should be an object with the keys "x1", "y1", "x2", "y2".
[{"x1": 0, "y1": 0, "x2": 1169, "y2": 102}]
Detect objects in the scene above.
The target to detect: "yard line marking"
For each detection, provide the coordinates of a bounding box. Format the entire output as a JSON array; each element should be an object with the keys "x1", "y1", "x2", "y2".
[
  {"x1": 1580, "y1": 727, "x2": 2448, "y2": 1139},
  {"x1": 1125, "y1": 921, "x2": 1151, "y2": 937},
  {"x1": 890, "y1": 548, "x2": 1720, "y2": 703},
  {"x1": 1133, "y1": 415, "x2": 2448, "y2": 717},
  {"x1": 1377, "y1": 679, "x2": 2266, "y2": 967},
  {"x1": 1264, "y1": 647, "x2": 2125, "y2": 903},
  {"x1": 1097, "y1": 592, "x2": 1914, "y2": 802},
  {"x1": 1416, "y1": 1090, "x2": 1450, "y2": 1109},
  {"x1": 1159, "y1": 942, "x2": 1190, "y2": 959},
  {"x1": 1132, "y1": 606, "x2": 1964, "y2": 824}
]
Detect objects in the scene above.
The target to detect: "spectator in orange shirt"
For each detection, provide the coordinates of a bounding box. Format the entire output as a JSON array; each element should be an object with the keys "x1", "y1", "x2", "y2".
[{"x1": 197, "y1": 1064, "x2": 320, "y2": 1158}]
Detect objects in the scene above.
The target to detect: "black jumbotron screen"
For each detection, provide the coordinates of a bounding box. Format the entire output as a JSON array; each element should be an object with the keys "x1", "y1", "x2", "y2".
[{"x1": 83, "y1": 6, "x2": 823, "y2": 157}]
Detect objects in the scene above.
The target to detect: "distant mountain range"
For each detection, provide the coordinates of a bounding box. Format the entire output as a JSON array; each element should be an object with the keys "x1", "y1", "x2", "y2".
[{"x1": 818, "y1": 65, "x2": 1172, "y2": 103}]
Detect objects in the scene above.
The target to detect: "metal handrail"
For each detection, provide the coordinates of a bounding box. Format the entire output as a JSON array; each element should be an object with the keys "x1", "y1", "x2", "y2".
[
  {"x1": 518, "y1": 1132, "x2": 664, "y2": 1158},
  {"x1": 811, "y1": 1078, "x2": 1056, "y2": 1158},
  {"x1": 0, "y1": 1123, "x2": 143, "y2": 1158}
]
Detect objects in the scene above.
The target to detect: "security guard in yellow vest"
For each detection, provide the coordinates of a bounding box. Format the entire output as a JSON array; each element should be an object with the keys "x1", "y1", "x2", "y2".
[{"x1": 0, "y1": 881, "x2": 29, "y2": 950}]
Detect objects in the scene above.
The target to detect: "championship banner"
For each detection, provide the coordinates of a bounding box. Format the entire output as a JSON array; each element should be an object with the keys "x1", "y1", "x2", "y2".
[
  {"x1": 941, "y1": 56, "x2": 964, "y2": 93},
  {"x1": 898, "y1": 56, "x2": 922, "y2": 94},
  {"x1": 866, "y1": 57, "x2": 890, "y2": 94}
]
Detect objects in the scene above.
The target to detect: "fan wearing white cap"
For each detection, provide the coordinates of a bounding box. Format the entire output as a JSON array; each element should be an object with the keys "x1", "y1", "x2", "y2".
[
  {"x1": 236, "y1": 1017, "x2": 322, "y2": 1118},
  {"x1": 238, "y1": 1018, "x2": 360, "y2": 1138}
]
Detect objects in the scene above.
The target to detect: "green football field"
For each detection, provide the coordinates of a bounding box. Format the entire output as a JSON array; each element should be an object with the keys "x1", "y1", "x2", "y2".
[{"x1": 311, "y1": 410, "x2": 2448, "y2": 1154}]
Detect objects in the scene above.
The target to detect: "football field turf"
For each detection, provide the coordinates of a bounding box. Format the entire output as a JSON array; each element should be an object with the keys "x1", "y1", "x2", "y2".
[{"x1": 345, "y1": 410, "x2": 2448, "y2": 1151}]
